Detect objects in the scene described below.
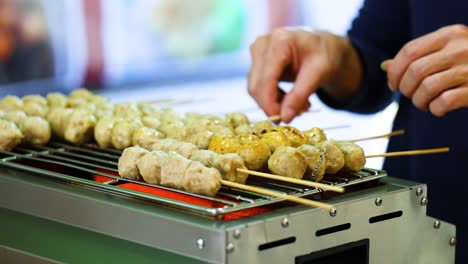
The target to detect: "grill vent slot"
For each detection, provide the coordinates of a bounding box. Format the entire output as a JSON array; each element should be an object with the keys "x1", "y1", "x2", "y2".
[
  {"x1": 369, "y1": 211, "x2": 403, "y2": 224},
  {"x1": 315, "y1": 223, "x2": 351, "y2": 237},
  {"x1": 258, "y1": 236, "x2": 296, "y2": 251}
]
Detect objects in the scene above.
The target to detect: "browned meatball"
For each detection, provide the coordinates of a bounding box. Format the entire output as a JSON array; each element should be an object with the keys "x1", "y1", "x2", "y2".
[
  {"x1": 236, "y1": 141, "x2": 271, "y2": 171},
  {"x1": 337, "y1": 141, "x2": 366, "y2": 172},
  {"x1": 303, "y1": 127, "x2": 327, "y2": 145},
  {"x1": 209, "y1": 135, "x2": 241, "y2": 154},
  {"x1": 271, "y1": 126, "x2": 309, "y2": 147},
  {"x1": 268, "y1": 146, "x2": 308, "y2": 179},
  {"x1": 259, "y1": 131, "x2": 291, "y2": 152}
]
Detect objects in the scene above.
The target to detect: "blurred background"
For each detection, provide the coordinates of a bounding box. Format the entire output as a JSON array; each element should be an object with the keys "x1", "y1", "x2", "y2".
[
  {"x1": 0, "y1": 0, "x2": 364, "y2": 94},
  {"x1": 0, "y1": 0, "x2": 397, "y2": 169}
]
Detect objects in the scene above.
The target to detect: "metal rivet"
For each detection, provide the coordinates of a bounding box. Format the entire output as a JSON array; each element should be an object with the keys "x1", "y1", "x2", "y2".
[
  {"x1": 329, "y1": 208, "x2": 337, "y2": 217},
  {"x1": 420, "y1": 197, "x2": 428, "y2": 206},
  {"x1": 226, "y1": 243, "x2": 235, "y2": 253},
  {"x1": 449, "y1": 237, "x2": 456, "y2": 246},
  {"x1": 233, "y1": 229, "x2": 241, "y2": 239},
  {"x1": 281, "y1": 217, "x2": 289, "y2": 228},
  {"x1": 196, "y1": 238, "x2": 205, "y2": 250},
  {"x1": 416, "y1": 187, "x2": 424, "y2": 196},
  {"x1": 375, "y1": 197, "x2": 383, "y2": 206},
  {"x1": 433, "y1": 220, "x2": 441, "y2": 229}
]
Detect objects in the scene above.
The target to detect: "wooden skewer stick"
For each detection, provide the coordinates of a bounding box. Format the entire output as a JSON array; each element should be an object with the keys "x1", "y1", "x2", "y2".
[
  {"x1": 220, "y1": 180, "x2": 335, "y2": 210},
  {"x1": 343, "y1": 129, "x2": 405, "y2": 142},
  {"x1": 237, "y1": 168, "x2": 345, "y2": 193},
  {"x1": 365, "y1": 147, "x2": 449, "y2": 158},
  {"x1": 322, "y1": 124, "x2": 351, "y2": 131}
]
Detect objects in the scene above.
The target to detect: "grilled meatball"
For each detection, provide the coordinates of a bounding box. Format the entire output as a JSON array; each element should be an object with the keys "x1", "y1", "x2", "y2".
[
  {"x1": 190, "y1": 149, "x2": 217, "y2": 167},
  {"x1": 160, "y1": 151, "x2": 191, "y2": 189},
  {"x1": 152, "y1": 138, "x2": 198, "y2": 158},
  {"x1": 237, "y1": 133, "x2": 260, "y2": 145},
  {"x1": 94, "y1": 117, "x2": 119, "y2": 148},
  {"x1": 47, "y1": 107, "x2": 73, "y2": 139},
  {"x1": 209, "y1": 135, "x2": 241, "y2": 154},
  {"x1": 259, "y1": 131, "x2": 291, "y2": 152},
  {"x1": 183, "y1": 160, "x2": 221, "y2": 197},
  {"x1": 236, "y1": 141, "x2": 271, "y2": 171},
  {"x1": 0, "y1": 119, "x2": 23, "y2": 151},
  {"x1": 22, "y1": 95, "x2": 47, "y2": 106},
  {"x1": 3, "y1": 110, "x2": 27, "y2": 125},
  {"x1": 46, "y1": 92, "x2": 68, "y2": 108},
  {"x1": 225, "y1": 112, "x2": 249, "y2": 128},
  {"x1": 20, "y1": 116, "x2": 51, "y2": 146},
  {"x1": 213, "y1": 153, "x2": 249, "y2": 184},
  {"x1": 64, "y1": 109, "x2": 97, "y2": 144},
  {"x1": 0, "y1": 96, "x2": 23, "y2": 111},
  {"x1": 252, "y1": 120, "x2": 273, "y2": 134},
  {"x1": 137, "y1": 150, "x2": 168, "y2": 184},
  {"x1": 337, "y1": 141, "x2": 366, "y2": 172},
  {"x1": 317, "y1": 140, "x2": 345, "y2": 174},
  {"x1": 303, "y1": 127, "x2": 327, "y2": 145},
  {"x1": 132, "y1": 126, "x2": 163, "y2": 150},
  {"x1": 271, "y1": 126, "x2": 309, "y2": 147},
  {"x1": 118, "y1": 146, "x2": 149, "y2": 180},
  {"x1": 268, "y1": 146, "x2": 307, "y2": 179},
  {"x1": 111, "y1": 119, "x2": 142, "y2": 150},
  {"x1": 297, "y1": 145, "x2": 326, "y2": 181}
]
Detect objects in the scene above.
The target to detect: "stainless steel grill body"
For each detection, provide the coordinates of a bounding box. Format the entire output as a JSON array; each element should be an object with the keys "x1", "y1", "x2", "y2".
[{"x1": 0, "y1": 144, "x2": 456, "y2": 263}]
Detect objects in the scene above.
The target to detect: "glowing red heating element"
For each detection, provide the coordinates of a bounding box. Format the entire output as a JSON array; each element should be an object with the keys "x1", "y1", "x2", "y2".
[{"x1": 94, "y1": 169, "x2": 272, "y2": 221}]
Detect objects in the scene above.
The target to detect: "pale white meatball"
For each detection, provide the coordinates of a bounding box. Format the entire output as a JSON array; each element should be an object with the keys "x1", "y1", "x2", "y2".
[
  {"x1": 152, "y1": 139, "x2": 198, "y2": 158},
  {"x1": 142, "y1": 116, "x2": 161, "y2": 130},
  {"x1": 297, "y1": 145, "x2": 326, "y2": 182},
  {"x1": 69, "y1": 88, "x2": 95, "y2": 100},
  {"x1": 132, "y1": 127, "x2": 163, "y2": 150},
  {"x1": 94, "y1": 117, "x2": 117, "y2": 148},
  {"x1": 111, "y1": 119, "x2": 142, "y2": 150},
  {"x1": 0, "y1": 119, "x2": 23, "y2": 151},
  {"x1": 0, "y1": 96, "x2": 23, "y2": 111},
  {"x1": 185, "y1": 130, "x2": 213, "y2": 149},
  {"x1": 268, "y1": 146, "x2": 307, "y2": 179},
  {"x1": 225, "y1": 112, "x2": 249, "y2": 128},
  {"x1": 213, "y1": 153, "x2": 248, "y2": 184},
  {"x1": 64, "y1": 109, "x2": 97, "y2": 144},
  {"x1": 47, "y1": 108, "x2": 73, "y2": 139},
  {"x1": 20, "y1": 116, "x2": 51, "y2": 146},
  {"x1": 118, "y1": 146, "x2": 149, "y2": 180},
  {"x1": 183, "y1": 161, "x2": 221, "y2": 197},
  {"x1": 3, "y1": 110, "x2": 27, "y2": 126},
  {"x1": 22, "y1": 95, "x2": 47, "y2": 106},
  {"x1": 337, "y1": 141, "x2": 366, "y2": 172},
  {"x1": 46, "y1": 92, "x2": 68, "y2": 108},
  {"x1": 160, "y1": 152, "x2": 191, "y2": 189},
  {"x1": 190, "y1": 149, "x2": 217, "y2": 167},
  {"x1": 113, "y1": 103, "x2": 141, "y2": 118},
  {"x1": 317, "y1": 140, "x2": 345, "y2": 174},
  {"x1": 23, "y1": 102, "x2": 47, "y2": 117},
  {"x1": 137, "y1": 150, "x2": 168, "y2": 184}
]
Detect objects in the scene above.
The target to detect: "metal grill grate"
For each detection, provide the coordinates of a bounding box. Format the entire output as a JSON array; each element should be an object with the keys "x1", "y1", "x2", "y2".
[{"x1": 0, "y1": 143, "x2": 386, "y2": 219}]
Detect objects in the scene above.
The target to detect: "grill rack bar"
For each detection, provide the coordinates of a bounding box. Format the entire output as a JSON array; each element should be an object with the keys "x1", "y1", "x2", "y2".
[{"x1": 0, "y1": 143, "x2": 387, "y2": 218}]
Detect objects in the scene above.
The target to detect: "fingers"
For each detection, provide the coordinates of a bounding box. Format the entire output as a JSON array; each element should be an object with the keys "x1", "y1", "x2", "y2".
[
  {"x1": 281, "y1": 58, "x2": 329, "y2": 123},
  {"x1": 398, "y1": 50, "x2": 452, "y2": 98},
  {"x1": 411, "y1": 66, "x2": 468, "y2": 111},
  {"x1": 386, "y1": 26, "x2": 451, "y2": 90},
  {"x1": 248, "y1": 35, "x2": 282, "y2": 117},
  {"x1": 429, "y1": 85, "x2": 468, "y2": 117}
]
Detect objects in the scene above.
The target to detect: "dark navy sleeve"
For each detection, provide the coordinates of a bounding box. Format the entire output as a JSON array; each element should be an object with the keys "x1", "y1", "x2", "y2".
[{"x1": 316, "y1": 0, "x2": 411, "y2": 114}]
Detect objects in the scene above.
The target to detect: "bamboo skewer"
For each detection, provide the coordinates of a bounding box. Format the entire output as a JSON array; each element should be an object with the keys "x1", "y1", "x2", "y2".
[
  {"x1": 220, "y1": 180, "x2": 335, "y2": 210},
  {"x1": 342, "y1": 129, "x2": 405, "y2": 142},
  {"x1": 322, "y1": 124, "x2": 351, "y2": 131},
  {"x1": 237, "y1": 168, "x2": 345, "y2": 193},
  {"x1": 365, "y1": 147, "x2": 449, "y2": 158}
]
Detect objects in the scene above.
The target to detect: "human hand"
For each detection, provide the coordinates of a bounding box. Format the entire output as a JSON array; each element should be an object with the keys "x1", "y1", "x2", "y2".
[
  {"x1": 384, "y1": 24, "x2": 468, "y2": 116},
  {"x1": 248, "y1": 28, "x2": 350, "y2": 123}
]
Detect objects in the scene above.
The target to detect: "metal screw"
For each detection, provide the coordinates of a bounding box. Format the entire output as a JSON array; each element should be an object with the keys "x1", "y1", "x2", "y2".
[
  {"x1": 233, "y1": 229, "x2": 241, "y2": 239},
  {"x1": 196, "y1": 239, "x2": 205, "y2": 250},
  {"x1": 329, "y1": 208, "x2": 337, "y2": 217},
  {"x1": 420, "y1": 197, "x2": 428, "y2": 206},
  {"x1": 281, "y1": 217, "x2": 289, "y2": 228},
  {"x1": 226, "y1": 243, "x2": 235, "y2": 253},
  {"x1": 416, "y1": 187, "x2": 424, "y2": 196},
  {"x1": 375, "y1": 197, "x2": 383, "y2": 206},
  {"x1": 449, "y1": 237, "x2": 456, "y2": 246},
  {"x1": 433, "y1": 220, "x2": 441, "y2": 229}
]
